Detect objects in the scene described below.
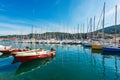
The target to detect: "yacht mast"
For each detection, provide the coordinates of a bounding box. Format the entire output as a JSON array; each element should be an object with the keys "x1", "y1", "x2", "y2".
[
  {"x1": 115, "y1": 5, "x2": 117, "y2": 46},
  {"x1": 102, "y1": 2, "x2": 105, "y2": 39},
  {"x1": 93, "y1": 16, "x2": 95, "y2": 39}
]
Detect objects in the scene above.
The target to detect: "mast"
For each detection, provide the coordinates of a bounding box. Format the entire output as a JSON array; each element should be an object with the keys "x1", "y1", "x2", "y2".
[
  {"x1": 115, "y1": 5, "x2": 117, "y2": 46},
  {"x1": 74, "y1": 26, "x2": 76, "y2": 39},
  {"x1": 31, "y1": 26, "x2": 33, "y2": 39},
  {"x1": 77, "y1": 24, "x2": 79, "y2": 40},
  {"x1": 83, "y1": 24, "x2": 85, "y2": 39},
  {"x1": 93, "y1": 16, "x2": 95, "y2": 39},
  {"x1": 80, "y1": 24, "x2": 82, "y2": 41},
  {"x1": 102, "y1": 2, "x2": 105, "y2": 39},
  {"x1": 90, "y1": 18, "x2": 92, "y2": 40},
  {"x1": 87, "y1": 19, "x2": 89, "y2": 39}
]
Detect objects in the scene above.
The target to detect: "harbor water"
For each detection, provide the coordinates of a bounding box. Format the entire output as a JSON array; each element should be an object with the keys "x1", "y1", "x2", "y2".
[{"x1": 0, "y1": 41, "x2": 120, "y2": 80}]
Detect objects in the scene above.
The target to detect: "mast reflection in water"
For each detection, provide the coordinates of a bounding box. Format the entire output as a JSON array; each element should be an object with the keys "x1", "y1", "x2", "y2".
[
  {"x1": 15, "y1": 57, "x2": 56, "y2": 75},
  {"x1": 0, "y1": 42, "x2": 120, "y2": 80}
]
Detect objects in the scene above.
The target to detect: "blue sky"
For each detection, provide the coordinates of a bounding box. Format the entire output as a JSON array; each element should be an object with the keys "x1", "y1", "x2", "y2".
[{"x1": 0, "y1": 0, "x2": 120, "y2": 35}]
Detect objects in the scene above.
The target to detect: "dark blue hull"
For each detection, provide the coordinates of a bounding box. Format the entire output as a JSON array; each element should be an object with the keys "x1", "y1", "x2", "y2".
[{"x1": 102, "y1": 47, "x2": 120, "y2": 52}]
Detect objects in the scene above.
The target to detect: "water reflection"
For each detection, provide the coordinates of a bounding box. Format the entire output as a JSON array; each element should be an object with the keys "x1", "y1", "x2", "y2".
[
  {"x1": 0, "y1": 42, "x2": 120, "y2": 80},
  {"x1": 92, "y1": 49, "x2": 103, "y2": 54},
  {"x1": 102, "y1": 52, "x2": 120, "y2": 57},
  {"x1": 0, "y1": 54, "x2": 11, "y2": 58},
  {"x1": 15, "y1": 56, "x2": 56, "y2": 75},
  {"x1": 98, "y1": 51, "x2": 120, "y2": 80}
]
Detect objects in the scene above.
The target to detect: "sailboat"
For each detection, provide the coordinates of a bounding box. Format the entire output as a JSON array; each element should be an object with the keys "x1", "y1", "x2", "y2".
[
  {"x1": 92, "y1": 2, "x2": 106, "y2": 50},
  {"x1": 82, "y1": 22, "x2": 92, "y2": 47},
  {"x1": 102, "y1": 5, "x2": 120, "y2": 52}
]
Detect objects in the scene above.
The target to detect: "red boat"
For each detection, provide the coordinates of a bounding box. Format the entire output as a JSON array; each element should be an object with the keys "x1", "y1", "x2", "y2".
[
  {"x1": 0, "y1": 45, "x2": 12, "y2": 54},
  {"x1": 11, "y1": 49, "x2": 28, "y2": 56},
  {"x1": 14, "y1": 50, "x2": 56, "y2": 62}
]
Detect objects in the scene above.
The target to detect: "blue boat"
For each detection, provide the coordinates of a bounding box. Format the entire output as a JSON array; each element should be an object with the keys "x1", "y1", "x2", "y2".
[
  {"x1": 102, "y1": 47, "x2": 120, "y2": 52},
  {"x1": 102, "y1": 5, "x2": 119, "y2": 53}
]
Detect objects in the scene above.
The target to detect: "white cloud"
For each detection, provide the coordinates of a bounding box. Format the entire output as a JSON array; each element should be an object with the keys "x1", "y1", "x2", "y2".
[
  {"x1": 0, "y1": 16, "x2": 76, "y2": 35},
  {"x1": 2, "y1": 0, "x2": 120, "y2": 35},
  {"x1": 106, "y1": 4, "x2": 120, "y2": 18},
  {"x1": 0, "y1": 22, "x2": 31, "y2": 35}
]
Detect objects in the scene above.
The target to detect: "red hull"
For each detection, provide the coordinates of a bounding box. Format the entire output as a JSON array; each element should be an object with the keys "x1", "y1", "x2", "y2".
[
  {"x1": 15, "y1": 51, "x2": 56, "y2": 62},
  {"x1": 11, "y1": 49, "x2": 28, "y2": 56},
  {"x1": 15, "y1": 56, "x2": 39, "y2": 62},
  {"x1": 12, "y1": 49, "x2": 27, "y2": 53},
  {"x1": 0, "y1": 49, "x2": 27, "y2": 54},
  {"x1": 0, "y1": 50, "x2": 11, "y2": 54}
]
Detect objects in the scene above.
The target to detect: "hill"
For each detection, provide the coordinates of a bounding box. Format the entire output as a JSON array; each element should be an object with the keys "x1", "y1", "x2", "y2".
[{"x1": 97, "y1": 24, "x2": 120, "y2": 34}]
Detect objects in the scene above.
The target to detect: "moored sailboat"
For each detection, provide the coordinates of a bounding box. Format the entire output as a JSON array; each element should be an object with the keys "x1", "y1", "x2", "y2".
[
  {"x1": 92, "y1": 3, "x2": 106, "y2": 50},
  {"x1": 82, "y1": 22, "x2": 92, "y2": 47},
  {"x1": 102, "y1": 5, "x2": 120, "y2": 52}
]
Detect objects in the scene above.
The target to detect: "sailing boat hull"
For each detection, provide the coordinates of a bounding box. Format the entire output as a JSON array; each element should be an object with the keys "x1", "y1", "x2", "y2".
[
  {"x1": 0, "y1": 50, "x2": 11, "y2": 54},
  {"x1": 83, "y1": 43, "x2": 92, "y2": 47},
  {"x1": 92, "y1": 45, "x2": 102, "y2": 50},
  {"x1": 102, "y1": 47, "x2": 120, "y2": 52}
]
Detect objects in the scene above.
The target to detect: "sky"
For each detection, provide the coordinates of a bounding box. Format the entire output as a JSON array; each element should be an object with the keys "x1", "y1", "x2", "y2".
[{"x1": 0, "y1": 0, "x2": 120, "y2": 35}]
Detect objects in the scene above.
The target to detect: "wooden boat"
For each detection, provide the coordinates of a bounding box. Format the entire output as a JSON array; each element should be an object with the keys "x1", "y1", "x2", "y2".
[{"x1": 14, "y1": 49, "x2": 56, "y2": 62}]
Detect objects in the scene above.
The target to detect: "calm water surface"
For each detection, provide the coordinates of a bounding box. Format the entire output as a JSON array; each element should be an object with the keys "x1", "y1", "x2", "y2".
[{"x1": 0, "y1": 41, "x2": 120, "y2": 80}]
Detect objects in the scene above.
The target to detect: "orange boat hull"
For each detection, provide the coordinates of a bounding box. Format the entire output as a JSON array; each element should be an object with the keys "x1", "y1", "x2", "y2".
[{"x1": 92, "y1": 45, "x2": 102, "y2": 50}]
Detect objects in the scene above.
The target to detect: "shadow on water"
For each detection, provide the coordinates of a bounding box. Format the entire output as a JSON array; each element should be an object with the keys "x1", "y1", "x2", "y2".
[
  {"x1": 0, "y1": 54, "x2": 11, "y2": 58},
  {"x1": 102, "y1": 52, "x2": 120, "y2": 57},
  {"x1": 15, "y1": 56, "x2": 56, "y2": 75},
  {"x1": 11, "y1": 58, "x2": 19, "y2": 64},
  {"x1": 92, "y1": 49, "x2": 103, "y2": 54}
]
